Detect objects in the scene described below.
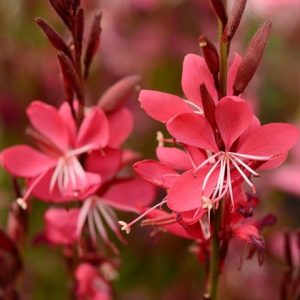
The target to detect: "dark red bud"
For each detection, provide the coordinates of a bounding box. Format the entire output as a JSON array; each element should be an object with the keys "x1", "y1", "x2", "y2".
[
  {"x1": 227, "y1": 0, "x2": 247, "y2": 40},
  {"x1": 199, "y1": 35, "x2": 219, "y2": 80},
  {"x1": 35, "y1": 18, "x2": 73, "y2": 60},
  {"x1": 284, "y1": 232, "x2": 293, "y2": 269},
  {"x1": 74, "y1": 8, "x2": 84, "y2": 56},
  {"x1": 200, "y1": 84, "x2": 217, "y2": 131},
  {"x1": 58, "y1": 52, "x2": 83, "y2": 101},
  {"x1": 48, "y1": 0, "x2": 72, "y2": 29},
  {"x1": 98, "y1": 75, "x2": 141, "y2": 112},
  {"x1": 233, "y1": 20, "x2": 272, "y2": 95},
  {"x1": 209, "y1": 0, "x2": 228, "y2": 25},
  {"x1": 84, "y1": 12, "x2": 102, "y2": 79}
]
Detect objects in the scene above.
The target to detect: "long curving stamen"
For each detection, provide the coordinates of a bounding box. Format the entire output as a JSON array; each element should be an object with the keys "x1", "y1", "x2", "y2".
[
  {"x1": 119, "y1": 199, "x2": 167, "y2": 234},
  {"x1": 194, "y1": 152, "x2": 220, "y2": 173},
  {"x1": 228, "y1": 152, "x2": 273, "y2": 161},
  {"x1": 230, "y1": 157, "x2": 256, "y2": 193},
  {"x1": 226, "y1": 159, "x2": 234, "y2": 211},
  {"x1": 230, "y1": 154, "x2": 259, "y2": 176},
  {"x1": 202, "y1": 157, "x2": 222, "y2": 192},
  {"x1": 183, "y1": 100, "x2": 204, "y2": 114}
]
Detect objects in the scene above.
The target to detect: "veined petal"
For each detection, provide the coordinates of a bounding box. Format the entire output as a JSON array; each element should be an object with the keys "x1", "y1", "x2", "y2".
[
  {"x1": 102, "y1": 178, "x2": 156, "y2": 213},
  {"x1": 139, "y1": 90, "x2": 192, "y2": 123},
  {"x1": 77, "y1": 107, "x2": 109, "y2": 150},
  {"x1": 85, "y1": 148, "x2": 122, "y2": 183},
  {"x1": 27, "y1": 101, "x2": 69, "y2": 152},
  {"x1": 1, "y1": 145, "x2": 55, "y2": 177},
  {"x1": 182, "y1": 54, "x2": 217, "y2": 106},
  {"x1": 156, "y1": 146, "x2": 191, "y2": 170},
  {"x1": 215, "y1": 96, "x2": 253, "y2": 150},
  {"x1": 237, "y1": 123, "x2": 299, "y2": 156},
  {"x1": 107, "y1": 108, "x2": 133, "y2": 147},
  {"x1": 133, "y1": 160, "x2": 178, "y2": 188},
  {"x1": 167, "y1": 112, "x2": 218, "y2": 152},
  {"x1": 227, "y1": 53, "x2": 242, "y2": 95},
  {"x1": 167, "y1": 168, "x2": 219, "y2": 212},
  {"x1": 59, "y1": 102, "x2": 77, "y2": 147}
]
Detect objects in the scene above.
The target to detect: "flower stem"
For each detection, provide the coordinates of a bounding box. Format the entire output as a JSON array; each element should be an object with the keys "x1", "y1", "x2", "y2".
[{"x1": 206, "y1": 1, "x2": 229, "y2": 299}]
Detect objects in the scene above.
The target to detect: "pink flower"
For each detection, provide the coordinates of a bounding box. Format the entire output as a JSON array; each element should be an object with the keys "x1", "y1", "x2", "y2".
[
  {"x1": 139, "y1": 53, "x2": 241, "y2": 123},
  {"x1": 166, "y1": 96, "x2": 298, "y2": 213},
  {"x1": 41, "y1": 208, "x2": 79, "y2": 246},
  {"x1": 75, "y1": 263, "x2": 112, "y2": 300},
  {"x1": 1, "y1": 101, "x2": 109, "y2": 204}
]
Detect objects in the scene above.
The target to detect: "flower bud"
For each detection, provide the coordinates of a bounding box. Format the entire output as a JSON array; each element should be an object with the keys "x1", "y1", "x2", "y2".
[
  {"x1": 233, "y1": 20, "x2": 272, "y2": 95},
  {"x1": 227, "y1": 0, "x2": 247, "y2": 40},
  {"x1": 199, "y1": 35, "x2": 219, "y2": 81},
  {"x1": 209, "y1": 0, "x2": 228, "y2": 25}
]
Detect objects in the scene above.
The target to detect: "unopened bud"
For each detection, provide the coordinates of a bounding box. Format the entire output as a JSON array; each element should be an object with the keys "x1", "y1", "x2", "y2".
[
  {"x1": 98, "y1": 75, "x2": 141, "y2": 112},
  {"x1": 233, "y1": 20, "x2": 272, "y2": 95},
  {"x1": 199, "y1": 35, "x2": 219, "y2": 81},
  {"x1": 35, "y1": 18, "x2": 73, "y2": 60},
  {"x1": 227, "y1": 0, "x2": 247, "y2": 40},
  {"x1": 209, "y1": 0, "x2": 228, "y2": 25},
  {"x1": 200, "y1": 84, "x2": 217, "y2": 132}
]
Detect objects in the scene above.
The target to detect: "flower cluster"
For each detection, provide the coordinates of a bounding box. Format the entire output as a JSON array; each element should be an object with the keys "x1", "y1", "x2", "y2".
[{"x1": 119, "y1": 51, "x2": 298, "y2": 261}]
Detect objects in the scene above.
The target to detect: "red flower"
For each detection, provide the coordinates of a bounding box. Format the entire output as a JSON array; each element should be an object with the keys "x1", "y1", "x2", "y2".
[
  {"x1": 166, "y1": 96, "x2": 298, "y2": 213},
  {"x1": 1, "y1": 101, "x2": 109, "y2": 204}
]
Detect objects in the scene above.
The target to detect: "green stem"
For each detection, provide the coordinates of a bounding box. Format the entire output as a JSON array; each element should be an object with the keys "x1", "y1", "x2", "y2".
[{"x1": 206, "y1": 3, "x2": 229, "y2": 299}]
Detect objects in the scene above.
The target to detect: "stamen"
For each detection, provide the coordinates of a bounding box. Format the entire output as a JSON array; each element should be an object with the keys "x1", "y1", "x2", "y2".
[
  {"x1": 16, "y1": 198, "x2": 27, "y2": 210},
  {"x1": 194, "y1": 152, "x2": 220, "y2": 173},
  {"x1": 230, "y1": 157, "x2": 256, "y2": 193},
  {"x1": 118, "y1": 199, "x2": 167, "y2": 234},
  {"x1": 182, "y1": 99, "x2": 204, "y2": 114},
  {"x1": 230, "y1": 154, "x2": 259, "y2": 176},
  {"x1": 202, "y1": 157, "x2": 222, "y2": 192},
  {"x1": 228, "y1": 152, "x2": 273, "y2": 161},
  {"x1": 226, "y1": 159, "x2": 234, "y2": 211}
]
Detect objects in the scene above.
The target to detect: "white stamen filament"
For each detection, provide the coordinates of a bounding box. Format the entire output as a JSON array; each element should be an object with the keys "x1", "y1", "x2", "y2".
[
  {"x1": 119, "y1": 198, "x2": 167, "y2": 234},
  {"x1": 183, "y1": 100, "x2": 204, "y2": 114},
  {"x1": 195, "y1": 151, "x2": 273, "y2": 210}
]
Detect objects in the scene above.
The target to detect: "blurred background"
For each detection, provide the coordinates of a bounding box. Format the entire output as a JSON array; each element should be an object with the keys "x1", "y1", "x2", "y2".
[{"x1": 0, "y1": 0, "x2": 299, "y2": 299}]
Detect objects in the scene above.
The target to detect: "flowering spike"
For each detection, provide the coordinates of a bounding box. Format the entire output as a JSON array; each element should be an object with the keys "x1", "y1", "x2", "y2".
[
  {"x1": 98, "y1": 75, "x2": 141, "y2": 113},
  {"x1": 233, "y1": 20, "x2": 272, "y2": 95},
  {"x1": 199, "y1": 35, "x2": 219, "y2": 82},
  {"x1": 227, "y1": 0, "x2": 247, "y2": 40},
  {"x1": 58, "y1": 52, "x2": 83, "y2": 101},
  {"x1": 209, "y1": 0, "x2": 228, "y2": 25},
  {"x1": 74, "y1": 8, "x2": 84, "y2": 57},
  {"x1": 35, "y1": 18, "x2": 73, "y2": 60},
  {"x1": 84, "y1": 12, "x2": 102, "y2": 80}
]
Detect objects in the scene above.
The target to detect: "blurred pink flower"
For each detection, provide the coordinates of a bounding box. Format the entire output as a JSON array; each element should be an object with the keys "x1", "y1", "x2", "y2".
[{"x1": 76, "y1": 263, "x2": 112, "y2": 300}]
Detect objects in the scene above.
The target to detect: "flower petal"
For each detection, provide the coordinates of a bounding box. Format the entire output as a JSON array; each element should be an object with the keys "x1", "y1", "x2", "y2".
[
  {"x1": 167, "y1": 168, "x2": 218, "y2": 212},
  {"x1": 77, "y1": 107, "x2": 109, "y2": 149},
  {"x1": 167, "y1": 112, "x2": 218, "y2": 152},
  {"x1": 156, "y1": 146, "x2": 191, "y2": 170},
  {"x1": 59, "y1": 102, "x2": 77, "y2": 147},
  {"x1": 1, "y1": 145, "x2": 55, "y2": 177},
  {"x1": 107, "y1": 108, "x2": 133, "y2": 147},
  {"x1": 238, "y1": 123, "x2": 299, "y2": 156},
  {"x1": 43, "y1": 208, "x2": 79, "y2": 246},
  {"x1": 134, "y1": 160, "x2": 178, "y2": 188},
  {"x1": 182, "y1": 54, "x2": 217, "y2": 106},
  {"x1": 27, "y1": 101, "x2": 69, "y2": 152},
  {"x1": 102, "y1": 178, "x2": 156, "y2": 213},
  {"x1": 227, "y1": 53, "x2": 242, "y2": 95},
  {"x1": 85, "y1": 148, "x2": 122, "y2": 183},
  {"x1": 30, "y1": 169, "x2": 101, "y2": 202},
  {"x1": 215, "y1": 96, "x2": 253, "y2": 150},
  {"x1": 139, "y1": 90, "x2": 192, "y2": 123}
]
